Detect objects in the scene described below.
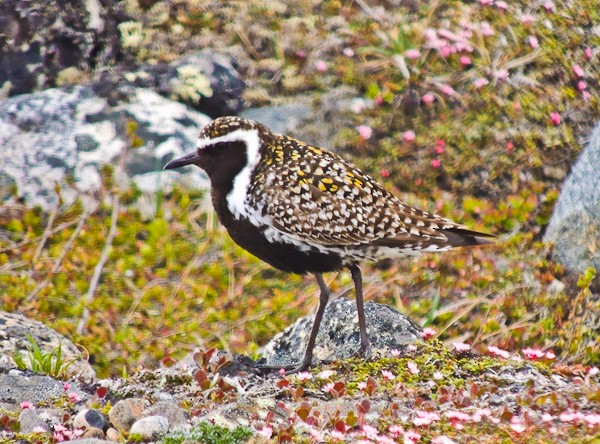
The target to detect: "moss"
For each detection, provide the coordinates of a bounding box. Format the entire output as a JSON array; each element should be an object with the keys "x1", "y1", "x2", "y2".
[{"x1": 160, "y1": 422, "x2": 253, "y2": 444}]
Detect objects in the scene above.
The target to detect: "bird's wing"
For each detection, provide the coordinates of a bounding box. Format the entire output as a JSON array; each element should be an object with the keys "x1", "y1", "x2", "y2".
[{"x1": 252, "y1": 153, "x2": 477, "y2": 248}]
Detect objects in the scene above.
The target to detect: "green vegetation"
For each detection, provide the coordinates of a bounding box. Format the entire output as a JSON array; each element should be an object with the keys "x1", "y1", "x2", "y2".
[
  {"x1": 12, "y1": 334, "x2": 76, "y2": 379},
  {"x1": 160, "y1": 422, "x2": 253, "y2": 444}
]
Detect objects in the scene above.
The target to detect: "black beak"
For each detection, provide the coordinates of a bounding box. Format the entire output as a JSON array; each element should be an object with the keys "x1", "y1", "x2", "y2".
[{"x1": 163, "y1": 151, "x2": 201, "y2": 170}]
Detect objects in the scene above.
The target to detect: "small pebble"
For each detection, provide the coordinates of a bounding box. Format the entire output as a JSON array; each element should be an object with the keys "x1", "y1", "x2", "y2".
[
  {"x1": 74, "y1": 409, "x2": 108, "y2": 430},
  {"x1": 129, "y1": 415, "x2": 169, "y2": 440},
  {"x1": 108, "y1": 398, "x2": 147, "y2": 434},
  {"x1": 144, "y1": 401, "x2": 187, "y2": 430},
  {"x1": 106, "y1": 427, "x2": 121, "y2": 442}
]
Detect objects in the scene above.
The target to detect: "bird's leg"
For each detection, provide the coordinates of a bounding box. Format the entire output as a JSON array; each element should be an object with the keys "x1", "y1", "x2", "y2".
[
  {"x1": 255, "y1": 273, "x2": 330, "y2": 374},
  {"x1": 350, "y1": 264, "x2": 371, "y2": 358}
]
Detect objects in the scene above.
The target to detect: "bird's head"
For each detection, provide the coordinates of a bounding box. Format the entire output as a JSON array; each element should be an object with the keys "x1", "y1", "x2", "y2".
[{"x1": 164, "y1": 116, "x2": 268, "y2": 183}]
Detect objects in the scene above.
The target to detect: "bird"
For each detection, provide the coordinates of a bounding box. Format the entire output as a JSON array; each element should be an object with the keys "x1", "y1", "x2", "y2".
[{"x1": 164, "y1": 116, "x2": 495, "y2": 373}]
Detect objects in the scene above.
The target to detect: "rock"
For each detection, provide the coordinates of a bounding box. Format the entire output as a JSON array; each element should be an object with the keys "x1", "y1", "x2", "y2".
[
  {"x1": 240, "y1": 104, "x2": 311, "y2": 136},
  {"x1": 68, "y1": 439, "x2": 115, "y2": 444},
  {"x1": 133, "y1": 49, "x2": 245, "y2": 118},
  {"x1": 82, "y1": 427, "x2": 106, "y2": 439},
  {"x1": 0, "y1": 311, "x2": 96, "y2": 381},
  {"x1": 544, "y1": 122, "x2": 600, "y2": 275},
  {"x1": 105, "y1": 427, "x2": 121, "y2": 441},
  {"x1": 0, "y1": 84, "x2": 211, "y2": 210},
  {"x1": 144, "y1": 401, "x2": 187, "y2": 430},
  {"x1": 73, "y1": 409, "x2": 108, "y2": 431},
  {"x1": 129, "y1": 415, "x2": 169, "y2": 440},
  {"x1": 0, "y1": 371, "x2": 88, "y2": 408},
  {"x1": 259, "y1": 297, "x2": 422, "y2": 368},
  {"x1": 108, "y1": 398, "x2": 147, "y2": 434},
  {"x1": 18, "y1": 408, "x2": 52, "y2": 433},
  {"x1": 0, "y1": 0, "x2": 127, "y2": 97}
]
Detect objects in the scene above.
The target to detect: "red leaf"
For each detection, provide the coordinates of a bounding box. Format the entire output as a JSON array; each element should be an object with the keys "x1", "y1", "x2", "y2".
[{"x1": 96, "y1": 386, "x2": 108, "y2": 398}]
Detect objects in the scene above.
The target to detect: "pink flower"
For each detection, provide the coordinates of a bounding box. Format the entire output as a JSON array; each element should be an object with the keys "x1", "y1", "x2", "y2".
[
  {"x1": 343, "y1": 47, "x2": 355, "y2": 57},
  {"x1": 522, "y1": 347, "x2": 545, "y2": 359},
  {"x1": 543, "y1": 1, "x2": 555, "y2": 12},
  {"x1": 257, "y1": 426, "x2": 273, "y2": 438},
  {"x1": 382, "y1": 369, "x2": 396, "y2": 380},
  {"x1": 20, "y1": 401, "x2": 34, "y2": 409},
  {"x1": 521, "y1": 14, "x2": 535, "y2": 25},
  {"x1": 380, "y1": 169, "x2": 390, "y2": 178},
  {"x1": 510, "y1": 422, "x2": 526, "y2": 433},
  {"x1": 528, "y1": 35, "x2": 539, "y2": 48},
  {"x1": 388, "y1": 425, "x2": 404, "y2": 438},
  {"x1": 32, "y1": 426, "x2": 47, "y2": 433},
  {"x1": 573, "y1": 64, "x2": 584, "y2": 77},
  {"x1": 584, "y1": 413, "x2": 600, "y2": 426},
  {"x1": 413, "y1": 410, "x2": 440, "y2": 426},
  {"x1": 68, "y1": 392, "x2": 81, "y2": 403},
  {"x1": 330, "y1": 429, "x2": 345, "y2": 440},
  {"x1": 422, "y1": 93, "x2": 435, "y2": 104},
  {"x1": 279, "y1": 368, "x2": 286, "y2": 376},
  {"x1": 588, "y1": 367, "x2": 599, "y2": 376},
  {"x1": 362, "y1": 424, "x2": 379, "y2": 440},
  {"x1": 559, "y1": 411, "x2": 583, "y2": 423},
  {"x1": 432, "y1": 436, "x2": 457, "y2": 444},
  {"x1": 473, "y1": 77, "x2": 489, "y2": 89},
  {"x1": 350, "y1": 98, "x2": 367, "y2": 113},
  {"x1": 550, "y1": 112, "x2": 561, "y2": 126},
  {"x1": 317, "y1": 369, "x2": 335, "y2": 379},
  {"x1": 356, "y1": 125, "x2": 373, "y2": 140},
  {"x1": 309, "y1": 428, "x2": 323, "y2": 440},
  {"x1": 407, "y1": 344, "x2": 418, "y2": 352},
  {"x1": 578, "y1": 80, "x2": 587, "y2": 90},
  {"x1": 357, "y1": 381, "x2": 367, "y2": 390},
  {"x1": 63, "y1": 382, "x2": 70, "y2": 391},
  {"x1": 446, "y1": 411, "x2": 471, "y2": 422},
  {"x1": 390, "y1": 348, "x2": 401, "y2": 357},
  {"x1": 435, "y1": 140, "x2": 445, "y2": 154},
  {"x1": 407, "y1": 361, "x2": 420, "y2": 375},
  {"x1": 296, "y1": 371, "x2": 313, "y2": 381},
  {"x1": 478, "y1": 0, "x2": 493, "y2": 5},
  {"x1": 585, "y1": 47, "x2": 593, "y2": 60},
  {"x1": 542, "y1": 413, "x2": 554, "y2": 422},
  {"x1": 583, "y1": 91, "x2": 591, "y2": 101},
  {"x1": 453, "y1": 342, "x2": 471, "y2": 352},
  {"x1": 481, "y1": 22, "x2": 495, "y2": 37},
  {"x1": 431, "y1": 159, "x2": 442, "y2": 169},
  {"x1": 488, "y1": 345, "x2": 510, "y2": 358},
  {"x1": 440, "y1": 45, "x2": 455, "y2": 58},
  {"x1": 433, "y1": 371, "x2": 444, "y2": 380},
  {"x1": 420, "y1": 327, "x2": 436, "y2": 339},
  {"x1": 496, "y1": 1, "x2": 508, "y2": 10},
  {"x1": 314, "y1": 60, "x2": 328, "y2": 72},
  {"x1": 403, "y1": 130, "x2": 416, "y2": 142},
  {"x1": 403, "y1": 430, "x2": 421, "y2": 444},
  {"x1": 439, "y1": 84, "x2": 456, "y2": 96},
  {"x1": 405, "y1": 49, "x2": 421, "y2": 60},
  {"x1": 545, "y1": 350, "x2": 556, "y2": 359},
  {"x1": 514, "y1": 101, "x2": 521, "y2": 110},
  {"x1": 495, "y1": 69, "x2": 509, "y2": 81},
  {"x1": 460, "y1": 56, "x2": 472, "y2": 65}
]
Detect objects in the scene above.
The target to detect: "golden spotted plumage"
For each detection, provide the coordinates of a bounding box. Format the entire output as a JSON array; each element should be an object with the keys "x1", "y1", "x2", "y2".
[{"x1": 246, "y1": 130, "x2": 467, "y2": 252}]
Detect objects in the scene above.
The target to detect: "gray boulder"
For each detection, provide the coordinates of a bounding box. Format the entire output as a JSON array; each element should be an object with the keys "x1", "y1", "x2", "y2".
[
  {"x1": 259, "y1": 297, "x2": 422, "y2": 368},
  {"x1": 0, "y1": 84, "x2": 210, "y2": 210},
  {"x1": 0, "y1": 311, "x2": 96, "y2": 381},
  {"x1": 133, "y1": 49, "x2": 245, "y2": 118},
  {"x1": 0, "y1": 0, "x2": 126, "y2": 97},
  {"x1": 544, "y1": 122, "x2": 600, "y2": 275},
  {"x1": 0, "y1": 370, "x2": 88, "y2": 407}
]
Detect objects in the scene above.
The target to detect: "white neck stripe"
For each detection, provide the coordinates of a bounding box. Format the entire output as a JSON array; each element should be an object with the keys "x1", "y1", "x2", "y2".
[{"x1": 205, "y1": 128, "x2": 261, "y2": 218}]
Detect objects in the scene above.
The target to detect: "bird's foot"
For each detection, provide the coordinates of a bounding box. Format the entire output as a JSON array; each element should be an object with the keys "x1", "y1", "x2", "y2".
[
  {"x1": 357, "y1": 339, "x2": 372, "y2": 360},
  {"x1": 254, "y1": 359, "x2": 312, "y2": 375}
]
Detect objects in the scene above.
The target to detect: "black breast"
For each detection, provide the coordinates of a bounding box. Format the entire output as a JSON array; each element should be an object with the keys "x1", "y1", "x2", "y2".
[{"x1": 211, "y1": 188, "x2": 344, "y2": 275}]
